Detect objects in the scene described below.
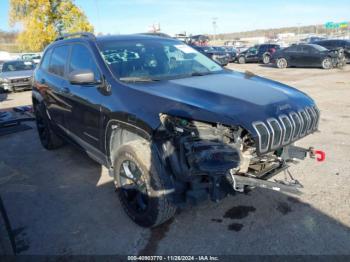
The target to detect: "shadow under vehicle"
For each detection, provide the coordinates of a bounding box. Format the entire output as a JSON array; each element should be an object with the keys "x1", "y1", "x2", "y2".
[
  {"x1": 32, "y1": 32, "x2": 322, "y2": 227},
  {"x1": 0, "y1": 60, "x2": 35, "y2": 92},
  {"x1": 272, "y1": 44, "x2": 346, "y2": 69}
]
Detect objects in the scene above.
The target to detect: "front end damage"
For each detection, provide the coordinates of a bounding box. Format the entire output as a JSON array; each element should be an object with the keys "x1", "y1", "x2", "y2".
[{"x1": 156, "y1": 113, "x2": 324, "y2": 204}]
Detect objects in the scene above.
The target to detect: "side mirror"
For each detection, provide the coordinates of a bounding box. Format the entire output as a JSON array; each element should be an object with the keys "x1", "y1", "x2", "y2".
[{"x1": 68, "y1": 69, "x2": 97, "y2": 85}]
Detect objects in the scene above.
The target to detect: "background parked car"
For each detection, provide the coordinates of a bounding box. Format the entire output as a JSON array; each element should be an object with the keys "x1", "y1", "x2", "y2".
[
  {"x1": 272, "y1": 44, "x2": 346, "y2": 69},
  {"x1": 0, "y1": 60, "x2": 34, "y2": 92},
  {"x1": 213, "y1": 46, "x2": 237, "y2": 62},
  {"x1": 192, "y1": 45, "x2": 229, "y2": 66},
  {"x1": 236, "y1": 44, "x2": 280, "y2": 64},
  {"x1": 301, "y1": 36, "x2": 327, "y2": 43},
  {"x1": 21, "y1": 53, "x2": 42, "y2": 65},
  {"x1": 313, "y1": 39, "x2": 350, "y2": 63}
]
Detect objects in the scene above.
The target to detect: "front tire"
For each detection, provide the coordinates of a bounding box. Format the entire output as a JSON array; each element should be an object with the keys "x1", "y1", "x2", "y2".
[
  {"x1": 34, "y1": 103, "x2": 64, "y2": 150},
  {"x1": 113, "y1": 140, "x2": 177, "y2": 227},
  {"x1": 262, "y1": 54, "x2": 271, "y2": 64},
  {"x1": 322, "y1": 57, "x2": 332, "y2": 69},
  {"x1": 276, "y1": 58, "x2": 288, "y2": 69},
  {"x1": 238, "y1": 56, "x2": 246, "y2": 64}
]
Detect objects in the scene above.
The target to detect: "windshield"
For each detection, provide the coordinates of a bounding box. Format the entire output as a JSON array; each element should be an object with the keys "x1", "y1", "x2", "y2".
[
  {"x1": 2, "y1": 61, "x2": 34, "y2": 72},
  {"x1": 98, "y1": 39, "x2": 223, "y2": 81}
]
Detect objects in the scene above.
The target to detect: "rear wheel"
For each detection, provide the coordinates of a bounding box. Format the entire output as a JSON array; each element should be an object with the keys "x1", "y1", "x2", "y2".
[
  {"x1": 238, "y1": 56, "x2": 246, "y2": 64},
  {"x1": 34, "y1": 103, "x2": 64, "y2": 150},
  {"x1": 276, "y1": 58, "x2": 288, "y2": 69},
  {"x1": 262, "y1": 54, "x2": 271, "y2": 64},
  {"x1": 113, "y1": 140, "x2": 177, "y2": 227},
  {"x1": 321, "y1": 57, "x2": 332, "y2": 69}
]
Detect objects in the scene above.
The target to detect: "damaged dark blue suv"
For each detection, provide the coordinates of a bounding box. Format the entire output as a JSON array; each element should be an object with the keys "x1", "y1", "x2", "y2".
[{"x1": 32, "y1": 32, "x2": 321, "y2": 227}]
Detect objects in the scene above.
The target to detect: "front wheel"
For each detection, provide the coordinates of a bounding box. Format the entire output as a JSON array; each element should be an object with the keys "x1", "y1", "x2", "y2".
[
  {"x1": 238, "y1": 56, "x2": 246, "y2": 64},
  {"x1": 262, "y1": 54, "x2": 271, "y2": 64},
  {"x1": 113, "y1": 140, "x2": 177, "y2": 227},
  {"x1": 276, "y1": 58, "x2": 288, "y2": 69},
  {"x1": 321, "y1": 57, "x2": 332, "y2": 69}
]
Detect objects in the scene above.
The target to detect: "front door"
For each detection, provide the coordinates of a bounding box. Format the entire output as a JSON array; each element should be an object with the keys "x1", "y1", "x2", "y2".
[
  {"x1": 245, "y1": 47, "x2": 259, "y2": 62},
  {"x1": 65, "y1": 43, "x2": 104, "y2": 151}
]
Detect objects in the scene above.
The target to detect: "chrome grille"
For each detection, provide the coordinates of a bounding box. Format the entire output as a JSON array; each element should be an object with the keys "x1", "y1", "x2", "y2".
[
  {"x1": 306, "y1": 107, "x2": 317, "y2": 132},
  {"x1": 267, "y1": 118, "x2": 282, "y2": 149},
  {"x1": 313, "y1": 106, "x2": 320, "y2": 130},
  {"x1": 298, "y1": 110, "x2": 307, "y2": 136},
  {"x1": 252, "y1": 105, "x2": 320, "y2": 153},
  {"x1": 279, "y1": 115, "x2": 293, "y2": 145},
  {"x1": 10, "y1": 77, "x2": 31, "y2": 83},
  {"x1": 252, "y1": 122, "x2": 270, "y2": 153},
  {"x1": 290, "y1": 112, "x2": 302, "y2": 140}
]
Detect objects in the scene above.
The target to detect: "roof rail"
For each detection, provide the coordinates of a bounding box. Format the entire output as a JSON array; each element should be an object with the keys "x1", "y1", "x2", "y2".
[{"x1": 54, "y1": 32, "x2": 96, "y2": 42}]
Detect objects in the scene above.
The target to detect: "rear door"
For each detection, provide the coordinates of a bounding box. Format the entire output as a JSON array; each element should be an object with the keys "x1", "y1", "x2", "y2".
[
  {"x1": 45, "y1": 44, "x2": 71, "y2": 128},
  {"x1": 65, "y1": 43, "x2": 103, "y2": 150}
]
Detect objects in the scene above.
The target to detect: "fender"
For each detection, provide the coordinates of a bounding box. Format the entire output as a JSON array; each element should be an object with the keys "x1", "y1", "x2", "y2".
[{"x1": 104, "y1": 117, "x2": 153, "y2": 167}]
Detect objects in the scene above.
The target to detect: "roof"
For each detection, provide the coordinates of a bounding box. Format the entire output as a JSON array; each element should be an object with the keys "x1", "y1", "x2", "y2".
[
  {"x1": 49, "y1": 33, "x2": 180, "y2": 49},
  {"x1": 96, "y1": 34, "x2": 177, "y2": 43}
]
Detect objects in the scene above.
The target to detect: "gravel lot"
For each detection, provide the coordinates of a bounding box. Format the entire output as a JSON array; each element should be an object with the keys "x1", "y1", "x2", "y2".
[{"x1": 0, "y1": 64, "x2": 350, "y2": 255}]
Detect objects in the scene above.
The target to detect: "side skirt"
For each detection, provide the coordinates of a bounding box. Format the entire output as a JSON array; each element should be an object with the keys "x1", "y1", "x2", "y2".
[{"x1": 57, "y1": 124, "x2": 109, "y2": 167}]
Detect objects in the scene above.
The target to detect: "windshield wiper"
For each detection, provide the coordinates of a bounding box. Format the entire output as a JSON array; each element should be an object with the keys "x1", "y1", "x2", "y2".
[{"x1": 119, "y1": 77, "x2": 161, "y2": 83}]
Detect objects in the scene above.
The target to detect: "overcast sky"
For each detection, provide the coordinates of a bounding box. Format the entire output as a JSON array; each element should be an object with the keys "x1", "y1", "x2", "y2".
[{"x1": 0, "y1": 0, "x2": 349, "y2": 35}]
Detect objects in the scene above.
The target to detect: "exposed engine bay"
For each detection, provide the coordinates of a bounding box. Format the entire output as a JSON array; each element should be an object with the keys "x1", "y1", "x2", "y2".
[{"x1": 157, "y1": 114, "x2": 321, "y2": 204}]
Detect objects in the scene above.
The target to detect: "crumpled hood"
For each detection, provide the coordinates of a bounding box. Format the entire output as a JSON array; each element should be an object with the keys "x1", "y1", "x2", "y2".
[
  {"x1": 125, "y1": 71, "x2": 316, "y2": 135},
  {"x1": 0, "y1": 70, "x2": 33, "y2": 79}
]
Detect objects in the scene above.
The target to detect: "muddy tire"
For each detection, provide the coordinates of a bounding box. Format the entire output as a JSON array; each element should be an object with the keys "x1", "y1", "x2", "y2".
[
  {"x1": 34, "y1": 103, "x2": 64, "y2": 150},
  {"x1": 113, "y1": 140, "x2": 177, "y2": 227},
  {"x1": 276, "y1": 58, "x2": 288, "y2": 69},
  {"x1": 238, "y1": 56, "x2": 246, "y2": 64},
  {"x1": 321, "y1": 57, "x2": 332, "y2": 69}
]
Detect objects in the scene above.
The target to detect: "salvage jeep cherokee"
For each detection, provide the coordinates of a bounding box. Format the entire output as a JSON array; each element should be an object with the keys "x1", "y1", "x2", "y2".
[{"x1": 32, "y1": 33, "x2": 322, "y2": 227}]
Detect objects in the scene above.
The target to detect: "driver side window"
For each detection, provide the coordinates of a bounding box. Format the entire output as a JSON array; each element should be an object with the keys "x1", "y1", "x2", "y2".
[{"x1": 69, "y1": 44, "x2": 101, "y2": 81}]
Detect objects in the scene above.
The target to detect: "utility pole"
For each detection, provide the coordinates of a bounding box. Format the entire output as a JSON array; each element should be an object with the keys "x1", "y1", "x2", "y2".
[
  {"x1": 297, "y1": 23, "x2": 301, "y2": 42},
  {"x1": 212, "y1": 17, "x2": 218, "y2": 41}
]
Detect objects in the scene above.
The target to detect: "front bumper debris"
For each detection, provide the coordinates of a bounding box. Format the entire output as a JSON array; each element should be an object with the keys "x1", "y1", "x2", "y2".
[
  {"x1": 230, "y1": 145, "x2": 326, "y2": 195},
  {"x1": 232, "y1": 173, "x2": 302, "y2": 195}
]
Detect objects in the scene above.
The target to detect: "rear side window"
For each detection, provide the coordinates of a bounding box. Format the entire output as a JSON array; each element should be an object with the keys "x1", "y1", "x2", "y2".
[
  {"x1": 41, "y1": 49, "x2": 52, "y2": 71},
  {"x1": 49, "y1": 45, "x2": 69, "y2": 77},
  {"x1": 69, "y1": 44, "x2": 100, "y2": 80}
]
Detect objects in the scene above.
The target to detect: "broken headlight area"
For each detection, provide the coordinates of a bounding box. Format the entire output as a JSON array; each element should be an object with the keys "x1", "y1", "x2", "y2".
[
  {"x1": 158, "y1": 113, "x2": 246, "y2": 176},
  {"x1": 156, "y1": 114, "x2": 248, "y2": 202}
]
